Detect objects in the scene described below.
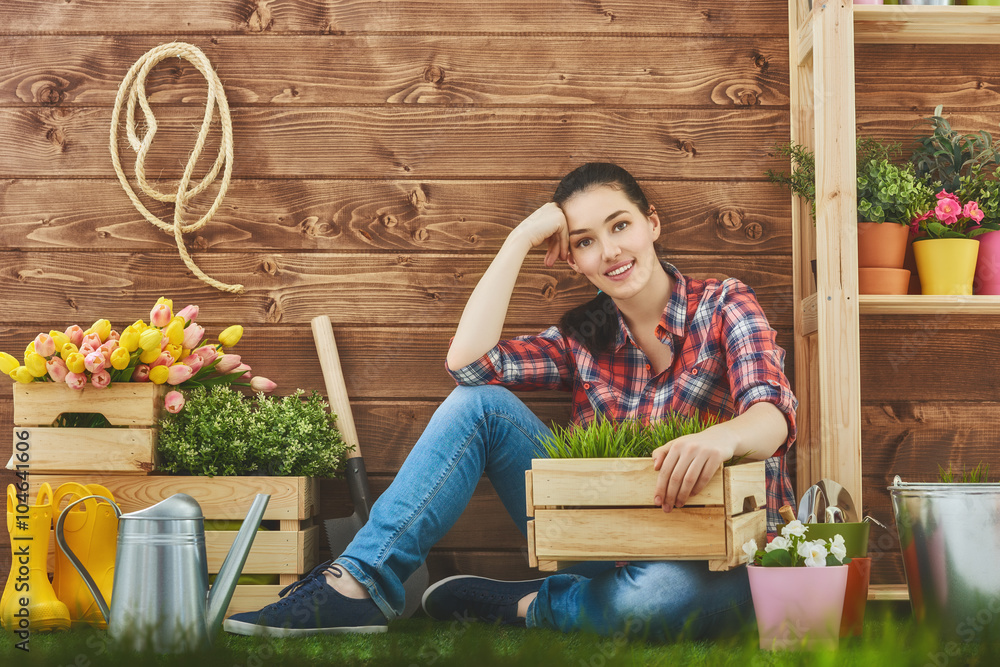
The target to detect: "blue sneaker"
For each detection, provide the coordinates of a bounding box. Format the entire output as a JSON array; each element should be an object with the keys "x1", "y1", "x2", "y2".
[
  {"x1": 223, "y1": 560, "x2": 388, "y2": 637},
  {"x1": 420, "y1": 575, "x2": 546, "y2": 627}
]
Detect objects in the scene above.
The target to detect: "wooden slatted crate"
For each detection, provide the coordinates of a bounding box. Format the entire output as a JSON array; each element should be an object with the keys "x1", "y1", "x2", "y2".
[
  {"x1": 30, "y1": 474, "x2": 320, "y2": 617},
  {"x1": 525, "y1": 458, "x2": 766, "y2": 572},
  {"x1": 10, "y1": 383, "x2": 165, "y2": 474}
]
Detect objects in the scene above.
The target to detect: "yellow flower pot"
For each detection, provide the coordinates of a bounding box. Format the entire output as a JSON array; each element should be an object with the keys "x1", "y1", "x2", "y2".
[{"x1": 912, "y1": 238, "x2": 980, "y2": 296}]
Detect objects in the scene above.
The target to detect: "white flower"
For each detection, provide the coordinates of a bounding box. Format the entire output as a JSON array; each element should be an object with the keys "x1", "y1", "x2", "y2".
[
  {"x1": 781, "y1": 519, "x2": 807, "y2": 539},
  {"x1": 765, "y1": 535, "x2": 791, "y2": 553},
  {"x1": 742, "y1": 538, "x2": 759, "y2": 563},
  {"x1": 830, "y1": 534, "x2": 848, "y2": 562},
  {"x1": 799, "y1": 540, "x2": 829, "y2": 567}
]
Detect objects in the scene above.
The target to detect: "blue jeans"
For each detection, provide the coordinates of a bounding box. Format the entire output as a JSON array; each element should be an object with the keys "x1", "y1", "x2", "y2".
[{"x1": 335, "y1": 385, "x2": 753, "y2": 641}]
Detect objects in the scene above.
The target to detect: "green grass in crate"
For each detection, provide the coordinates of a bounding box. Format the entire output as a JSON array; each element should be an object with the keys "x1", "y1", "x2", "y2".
[{"x1": 538, "y1": 412, "x2": 720, "y2": 459}]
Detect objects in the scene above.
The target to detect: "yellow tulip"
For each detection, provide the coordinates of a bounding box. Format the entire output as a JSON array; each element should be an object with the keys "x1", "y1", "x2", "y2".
[
  {"x1": 165, "y1": 343, "x2": 183, "y2": 362},
  {"x1": 139, "y1": 328, "x2": 162, "y2": 352},
  {"x1": 48, "y1": 331, "x2": 70, "y2": 351},
  {"x1": 164, "y1": 319, "x2": 185, "y2": 347},
  {"x1": 148, "y1": 365, "x2": 169, "y2": 384},
  {"x1": 110, "y1": 347, "x2": 131, "y2": 371},
  {"x1": 218, "y1": 325, "x2": 244, "y2": 348},
  {"x1": 60, "y1": 342, "x2": 79, "y2": 360},
  {"x1": 132, "y1": 319, "x2": 148, "y2": 331},
  {"x1": 24, "y1": 341, "x2": 35, "y2": 357},
  {"x1": 24, "y1": 352, "x2": 48, "y2": 378},
  {"x1": 86, "y1": 319, "x2": 112, "y2": 342},
  {"x1": 156, "y1": 297, "x2": 173, "y2": 312},
  {"x1": 0, "y1": 352, "x2": 19, "y2": 375},
  {"x1": 10, "y1": 366, "x2": 34, "y2": 384},
  {"x1": 120, "y1": 328, "x2": 140, "y2": 352},
  {"x1": 139, "y1": 346, "x2": 161, "y2": 364},
  {"x1": 65, "y1": 352, "x2": 86, "y2": 374}
]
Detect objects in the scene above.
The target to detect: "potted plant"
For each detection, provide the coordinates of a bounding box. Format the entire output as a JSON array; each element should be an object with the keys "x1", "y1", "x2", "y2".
[
  {"x1": 889, "y1": 464, "x2": 1000, "y2": 642},
  {"x1": 526, "y1": 414, "x2": 767, "y2": 572},
  {"x1": 742, "y1": 520, "x2": 851, "y2": 650}
]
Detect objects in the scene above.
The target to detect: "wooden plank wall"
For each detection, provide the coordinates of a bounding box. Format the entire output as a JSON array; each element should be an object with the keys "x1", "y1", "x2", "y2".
[{"x1": 0, "y1": 0, "x2": 798, "y2": 591}]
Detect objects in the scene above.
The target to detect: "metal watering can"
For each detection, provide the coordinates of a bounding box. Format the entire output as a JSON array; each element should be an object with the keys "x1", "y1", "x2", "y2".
[{"x1": 55, "y1": 492, "x2": 269, "y2": 652}]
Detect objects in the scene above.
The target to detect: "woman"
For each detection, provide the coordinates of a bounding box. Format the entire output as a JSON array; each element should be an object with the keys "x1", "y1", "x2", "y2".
[{"x1": 224, "y1": 163, "x2": 796, "y2": 641}]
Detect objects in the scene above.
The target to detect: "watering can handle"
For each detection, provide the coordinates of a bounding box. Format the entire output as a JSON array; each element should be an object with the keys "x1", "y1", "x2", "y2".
[{"x1": 54, "y1": 494, "x2": 121, "y2": 625}]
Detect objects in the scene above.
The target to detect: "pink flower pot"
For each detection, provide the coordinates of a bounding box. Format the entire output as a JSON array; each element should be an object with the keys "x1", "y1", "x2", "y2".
[
  {"x1": 747, "y1": 564, "x2": 849, "y2": 650},
  {"x1": 974, "y1": 229, "x2": 1000, "y2": 295}
]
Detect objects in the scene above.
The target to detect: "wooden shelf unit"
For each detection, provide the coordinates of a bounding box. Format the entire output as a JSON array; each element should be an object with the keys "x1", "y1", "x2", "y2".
[{"x1": 788, "y1": 2, "x2": 1000, "y2": 602}]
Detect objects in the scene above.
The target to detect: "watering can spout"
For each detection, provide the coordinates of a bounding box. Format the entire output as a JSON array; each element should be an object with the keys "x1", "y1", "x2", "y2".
[{"x1": 205, "y1": 494, "x2": 270, "y2": 634}]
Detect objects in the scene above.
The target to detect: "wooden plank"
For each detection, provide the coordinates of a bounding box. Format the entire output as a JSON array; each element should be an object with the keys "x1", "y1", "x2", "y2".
[
  {"x1": 801, "y1": 292, "x2": 817, "y2": 336},
  {"x1": 28, "y1": 475, "x2": 317, "y2": 521},
  {"x1": 857, "y1": 111, "x2": 1000, "y2": 151},
  {"x1": 524, "y1": 471, "x2": 533, "y2": 518},
  {"x1": 13, "y1": 382, "x2": 163, "y2": 426},
  {"x1": 8, "y1": 427, "x2": 155, "y2": 474},
  {"x1": 526, "y1": 519, "x2": 537, "y2": 568},
  {"x1": 0, "y1": 252, "x2": 796, "y2": 329},
  {"x1": 722, "y1": 461, "x2": 766, "y2": 516},
  {"x1": 528, "y1": 458, "x2": 725, "y2": 508},
  {"x1": 854, "y1": 5, "x2": 1000, "y2": 45},
  {"x1": 0, "y1": 179, "x2": 793, "y2": 255},
  {"x1": 0, "y1": 35, "x2": 790, "y2": 107},
  {"x1": 859, "y1": 295, "x2": 1000, "y2": 316},
  {"x1": 205, "y1": 525, "x2": 319, "y2": 574},
  {"x1": 0, "y1": 0, "x2": 789, "y2": 35},
  {"x1": 708, "y1": 508, "x2": 765, "y2": 572},
  {"x1": 0, "y1": 107, "x2": 791, "y2": 179},
  {"x1": 532, "y1": 507, "x2": 726, "y2": 561}
]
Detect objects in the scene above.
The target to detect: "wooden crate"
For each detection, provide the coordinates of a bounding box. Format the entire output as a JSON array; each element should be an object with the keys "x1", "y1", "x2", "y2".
[
  {"x1": 30, "y1": 474, "x2": 320, "y2": 617},
  {"x1": 10, "y1": 383, "x2": 165, "y2": 474},
  {"x1": 525, "y1": 458, "x2": 766, "y2": 572}
]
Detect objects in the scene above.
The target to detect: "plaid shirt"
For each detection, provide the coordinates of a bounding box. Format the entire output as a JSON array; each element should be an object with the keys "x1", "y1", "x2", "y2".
[{"x1": 448, "y1": 262, "x2": 796, "y2": 537}]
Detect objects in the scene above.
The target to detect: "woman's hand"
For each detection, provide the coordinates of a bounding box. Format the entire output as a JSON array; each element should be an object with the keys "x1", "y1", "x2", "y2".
[
  {"x1": 651, "y1": 428, "x2": 737, "y2": 512},
  {"x1": 512, "y1": 202, "x2": 570, "y2": 267}
]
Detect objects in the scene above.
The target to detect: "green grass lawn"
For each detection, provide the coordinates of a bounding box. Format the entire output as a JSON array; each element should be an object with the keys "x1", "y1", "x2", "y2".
[{"x1": 2, "y1": 604, "x2": 999, "y2": 666}]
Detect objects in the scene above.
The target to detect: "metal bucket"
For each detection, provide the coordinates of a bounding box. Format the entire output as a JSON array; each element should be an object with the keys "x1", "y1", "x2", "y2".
[{"x1": 889, "y1": 476, "x2": 1000, "y2": 641}]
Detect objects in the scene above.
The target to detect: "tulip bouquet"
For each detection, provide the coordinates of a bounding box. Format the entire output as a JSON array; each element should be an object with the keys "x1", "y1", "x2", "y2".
[
  {"x1": 0, "y1": 297, "x2": 276, "y2": 422},
  {"x1": 742, "y1": 520, "x2": 851, "y2": 568}
]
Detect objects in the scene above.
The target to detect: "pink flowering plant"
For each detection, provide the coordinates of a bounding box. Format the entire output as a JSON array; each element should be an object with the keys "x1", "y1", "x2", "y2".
[
  {"x1": 742, "y1": 520, "x2": 851, "y2": 568},
  {"x1": 911, "y1": 190, "x2": 1000, "y2": 240},
  {"x1": 0, "y1": 297, "x2": 276, "y2": 424}
]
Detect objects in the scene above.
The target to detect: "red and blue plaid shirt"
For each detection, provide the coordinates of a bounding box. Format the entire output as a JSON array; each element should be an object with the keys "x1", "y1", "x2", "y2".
[{"x1": 448, "y1": 261, "x2": 797, "y2": 537}]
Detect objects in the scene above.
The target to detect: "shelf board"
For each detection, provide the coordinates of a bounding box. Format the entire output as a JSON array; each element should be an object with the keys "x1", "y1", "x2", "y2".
[
  {"x1": 860, "y1": 294, "x2": 1000, "y2": 315},
  {"x1": 869, "y1": 583, "x2": 908, "y2": 602},
  {"x1": 855, "y1": 5, "x2": 1000, "y2": 45}
]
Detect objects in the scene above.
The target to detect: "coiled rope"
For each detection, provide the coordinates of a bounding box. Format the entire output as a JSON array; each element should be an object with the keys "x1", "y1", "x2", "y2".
[{"x1": 110, "y1": 42, "x2": 243, "y2": 294}]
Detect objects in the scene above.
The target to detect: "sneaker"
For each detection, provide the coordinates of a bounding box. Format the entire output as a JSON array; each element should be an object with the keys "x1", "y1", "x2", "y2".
[
  {"x1": 421, "y1": 575, "x2": 546, "y2": 627},
  {"x1": 223, "y1": 561, "x2": 388, "y2": 637}
]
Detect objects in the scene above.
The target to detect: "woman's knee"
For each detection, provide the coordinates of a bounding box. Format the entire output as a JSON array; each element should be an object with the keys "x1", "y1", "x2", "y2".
[{"x1": 441, "y1": 384, "x2": 516, "y2": 413}]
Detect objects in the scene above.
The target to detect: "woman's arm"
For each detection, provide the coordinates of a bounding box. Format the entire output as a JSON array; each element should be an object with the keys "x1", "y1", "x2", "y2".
[{"x1": 446, "y1": 203, "x2": 569, "y2": 371}]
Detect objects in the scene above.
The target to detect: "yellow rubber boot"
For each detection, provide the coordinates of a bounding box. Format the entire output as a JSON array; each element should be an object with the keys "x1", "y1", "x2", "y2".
[
  {"x1": 1, "y1": 486, "x2": 18, "y2": 619},
  {"x1": 1, "y1": 483, "x2": 71, "y2": 633},
  {"x1": 52, "y1": 483, "x2": 118, "y2": 628}
]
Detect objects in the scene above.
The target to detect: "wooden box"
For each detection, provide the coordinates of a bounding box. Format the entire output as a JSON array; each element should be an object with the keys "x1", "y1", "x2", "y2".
[
  {"x1": 10, "y1": 383, "x2": 165, "y2": 474},
  {"x1": 30, "y1": 475, "x2": 320, "y2": 618},
  {"x1": 525, "y1": 458, "x2": 766, "y2": 572}
]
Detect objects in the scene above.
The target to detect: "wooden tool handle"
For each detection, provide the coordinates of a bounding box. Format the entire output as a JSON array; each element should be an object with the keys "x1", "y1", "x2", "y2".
[
  {"x1": 778, "y1": 504, "x2": 795, "y2": 524},
  {"x1": 311, "y1": 315, "x2": 362, "y2": 461}
]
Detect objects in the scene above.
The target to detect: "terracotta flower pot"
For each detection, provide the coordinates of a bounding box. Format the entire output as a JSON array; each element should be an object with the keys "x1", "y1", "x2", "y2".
[
  {"x1": 858, "y1": 268, "x2": 910, "y2": 295},
  {"x1": 973, "y1": 229, "x2": 1000, "y2": 295},
  {"x1": 857, "y1": 222, "x2": 910, "y2": 269},
  {"x1": 840, "y1": 557, "x2": 871, "y2": 637},
  {"x1": 747, "y1": 564, "x2": 849, "y2": 650},
  {"x1": 912, "y1": 238, "x2": 980, "y2": 295}
]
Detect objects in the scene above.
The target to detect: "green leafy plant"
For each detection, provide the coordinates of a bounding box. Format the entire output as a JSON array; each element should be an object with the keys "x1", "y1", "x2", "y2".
[
  {"x1": 537, "y1": 412, "x2": 722, "y2": 459},
  {"x1": 158, "y1": 386, "x2": 349, "y2": 477},
  {"x1": 767, "y1": 142, "x2": 817, "y2": 221},
  {"x1": 912, "y1": 105, "x2": 1000, "y2": 194},
  {"x1": 938, "y1": 462, "x2": 992, "y2": 484}
]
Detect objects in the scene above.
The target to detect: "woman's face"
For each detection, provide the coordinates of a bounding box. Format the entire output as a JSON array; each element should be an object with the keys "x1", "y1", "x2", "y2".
[{"x1": 562, "y1": 185, "x2": 662, "y2": 300}]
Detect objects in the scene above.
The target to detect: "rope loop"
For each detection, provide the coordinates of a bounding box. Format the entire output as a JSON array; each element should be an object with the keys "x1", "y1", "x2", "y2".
[{"x1": 110, "y1": 42, "x2": 243, "y2": 294}]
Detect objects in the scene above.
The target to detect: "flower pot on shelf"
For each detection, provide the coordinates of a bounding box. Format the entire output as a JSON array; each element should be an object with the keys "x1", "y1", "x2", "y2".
[
  {"x1": 525, "y1": 459, "x2": 766, "y2": 572},
  {"x1": 974, "y1": 229, "x2": 1000, "y2": 295},
  {"x1": 7, "y1": 383, "x2": 165, "y2": 474},
  {"x1": 747, "y1": 564, "x2": 849, "y2": 650},
  {"x1": 858, "y1": 268, "x2": 910, "y2": 295},
  {"x1": 29, "y1": 474, "x2": 319, "y2": 618},
  {"x1": 857, "y1": 222, "x2": 909, "y2": 269},
  {"x1": 912, "y1": 238, "x2": 980, "y2": 295}
]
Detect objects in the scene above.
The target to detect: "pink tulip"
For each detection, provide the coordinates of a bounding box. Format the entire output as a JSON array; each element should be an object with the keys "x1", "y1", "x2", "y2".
[
  {"x1": 239, "y1": 371, "x2": 251, "y2": 380},
  {"x1": 182, "y1": 323, "x2": 205, "y2": 350},
  {"x1": 100, "y1": 340, "x2": 118, "y2": 364},
  {"x1": 250, "y1": 376, "x2": 277, "y2": 393},
  {"x1": 164, "y1": 390, "x2": 186, "y2": 413},
  {"x1": 65, "y1": 371, "x2": 87, "y2": 390},
  {"x1": 194, "y1": 345, "x2": 218, "y2": 364},
  {"x1": 82, "y1": 332, "x2": 102, "y2": 351},
  {"x1": 65, "y1": 325, "x2": 85, "y2": 348},
  {"x1": 233, "y1": 363, "x2": 251, "y2": 378},
  {"x1": 91, "y1": 370, "x2": 111, "y2": 389},
  {"x1": 167, "y1": 364, "x2": 194, "y2": 385},
  {"x1": 132, "y1": 364, "x2": 150, "y2": 382},
  {"x1": 84, "y1": 351, "x2": 106, "y2": 374},
  {"x1": 79, "y1": 343, "x2": 98, "y2": 357},
  {"x1": 107, "y1": 330, "x2": 120, "y2": 342},
  {"x1": 160, "y1": 335, "x2": 170, "y2": 350},
  {"x1": 215, "y1": 354, "x2": 242, "y2": 373},
  {"x1": 150, "y1": 351, "x2": 174, "y2": 368},
  {"x1": 46, "y1": 357, "x2": 69, "y2": 382},
  {"x1": 150, "y1": 303, "x2": 172, "y2": 327},
  {"x1": 180, "y1": 354, "x2": 204, "y2": 373},
  {"x1": 176, "y1": 305, "x2": 199, "y2": 322},
  {"x1": 33, "y1": 333, "x2": 56, "y2": 358}
]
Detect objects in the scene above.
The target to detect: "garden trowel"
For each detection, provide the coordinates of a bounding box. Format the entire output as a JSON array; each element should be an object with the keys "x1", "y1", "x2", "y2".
[{"x1": 311, "y1": 315, "x2": 429, "y2": 618}]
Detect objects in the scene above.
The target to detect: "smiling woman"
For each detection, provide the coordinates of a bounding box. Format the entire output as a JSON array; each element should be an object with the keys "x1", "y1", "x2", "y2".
[{"x1": 225, "y1": 162, "x2": 796, "y2": 644}]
